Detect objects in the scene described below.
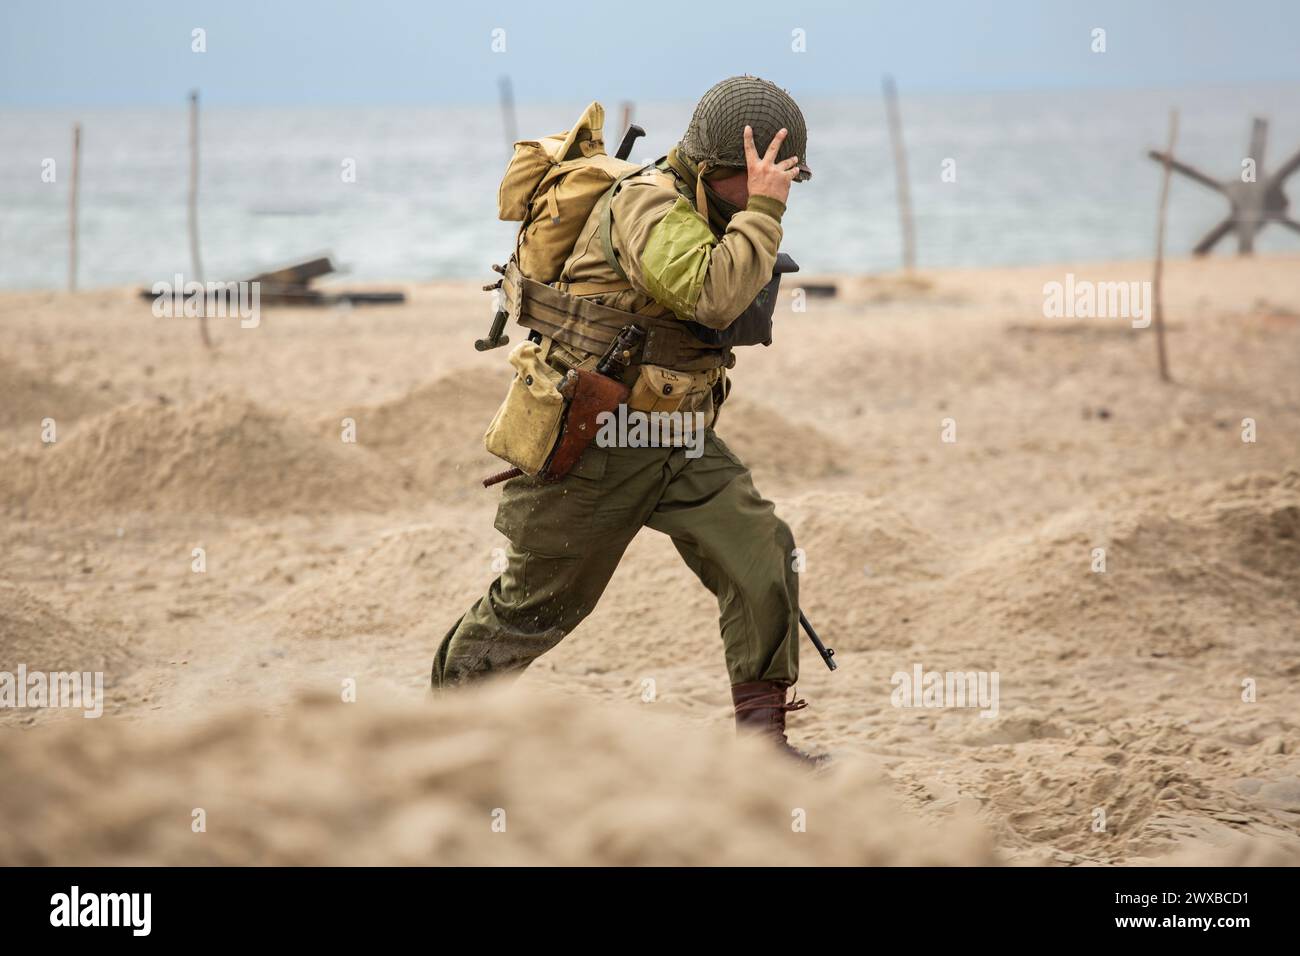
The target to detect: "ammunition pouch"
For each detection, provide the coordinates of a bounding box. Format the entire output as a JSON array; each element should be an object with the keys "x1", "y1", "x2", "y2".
[{"x1": 627, "y1": 364, "x2": 720, "y2": 416}]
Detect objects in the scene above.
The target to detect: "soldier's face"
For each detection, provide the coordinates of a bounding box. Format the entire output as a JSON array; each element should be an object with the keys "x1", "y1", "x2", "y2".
[{"x1": 709, "y1": 170, "x2": 749, "y2": 209}]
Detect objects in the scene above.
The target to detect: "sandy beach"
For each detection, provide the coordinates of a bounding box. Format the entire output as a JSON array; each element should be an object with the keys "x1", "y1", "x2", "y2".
[{"x1": 1, "y1": 253, "x2": 1297, "y2": 865}]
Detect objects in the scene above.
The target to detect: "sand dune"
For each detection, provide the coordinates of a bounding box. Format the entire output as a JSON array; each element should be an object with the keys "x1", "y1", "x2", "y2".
[
  {"x1": 2, "y1": 394, "x2": 411, "y2": 517},
  {"x1": 0, "y1": 356, "x2": 105, "y2": 434},
  {"x1": 1, "y1": 680, "x2": 1288, "y2": 866},
  {"x1": 328, "y1": 368, "x2": 505, "y2": 495},
  {"x1": 718, "y1": 399, "x2": 851, "y2": 482},
  {"x1": 0, "y1": 583, "x2": 130, "y2": 678},
  {"x1": 0, "y1": 684, "x2": 995, "y2": 866},
  {"x1": 940, "y1": 470, "x2": 1300, "y2": 659},
  {"x1": 253, "y1": 520, "x2": 498, "y2": 642}
]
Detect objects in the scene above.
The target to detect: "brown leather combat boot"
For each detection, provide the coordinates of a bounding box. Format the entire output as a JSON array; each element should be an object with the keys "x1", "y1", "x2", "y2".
[{"x1": 731, "y1": 680, "x2": 828, "y2": 768}]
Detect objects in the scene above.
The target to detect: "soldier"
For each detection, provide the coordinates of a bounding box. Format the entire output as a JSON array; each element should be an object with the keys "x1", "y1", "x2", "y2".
[{"x1": 432, "y1": 76, "x2": 823, "y2": 765}]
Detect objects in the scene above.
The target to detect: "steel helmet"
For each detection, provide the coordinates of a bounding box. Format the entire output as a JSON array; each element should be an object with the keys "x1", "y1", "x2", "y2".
[{"x1": 680, "y1": 75, "x2": 811, "y2": 181}]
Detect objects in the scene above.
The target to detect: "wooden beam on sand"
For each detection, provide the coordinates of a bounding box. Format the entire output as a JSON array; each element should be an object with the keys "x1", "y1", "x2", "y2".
[
  {"x1": 250, "y1": 256, "x2": 337, "y2": 288},
  {"x1": 1151, "y1": 109, "x2": 1178, "y2": 384},
  {"x1": 137, "y1": 254, "x2": 405, "y2": 307}
]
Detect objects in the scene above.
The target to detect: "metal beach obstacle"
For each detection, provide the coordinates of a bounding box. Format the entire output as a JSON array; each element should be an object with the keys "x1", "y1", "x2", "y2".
[{"x1": 1147, "y1": 116, "x2": 1300, "y2": 255}]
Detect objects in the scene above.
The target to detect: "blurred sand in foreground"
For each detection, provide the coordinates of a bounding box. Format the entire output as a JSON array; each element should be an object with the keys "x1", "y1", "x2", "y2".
[{"x1": 1, "y1": 254, "x2": 1298, "y2": 865}]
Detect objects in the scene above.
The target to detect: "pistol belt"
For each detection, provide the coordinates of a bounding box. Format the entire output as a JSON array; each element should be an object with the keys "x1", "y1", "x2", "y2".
[{"x1": 502, "y1": 260, "x2": 730, "y2": 373}]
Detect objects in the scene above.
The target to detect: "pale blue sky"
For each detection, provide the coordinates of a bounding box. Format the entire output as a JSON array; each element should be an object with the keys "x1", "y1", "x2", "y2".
[{"x1": 2, "y1": 0, "x2": 1298, "y2": 107}]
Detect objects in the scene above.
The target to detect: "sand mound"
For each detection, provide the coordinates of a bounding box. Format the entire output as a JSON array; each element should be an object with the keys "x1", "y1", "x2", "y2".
[
  {"x1": 255, "y1": 521, "x2": 494, "y2": 642},
  {"x1": 331, "y1": 369, "x2": 504, "y2": 497},
  {"x1": 776, "y1": 492, "x2": 947, "y2": 652},
  {"x1": 946, "y1": 471, "x2": 1300, "y2": 658},
  {"x1": 783, "y1": 491, "x2": 946, "y2": 583},
  {"x1": 0, "y1": 583, "x2": 130, "y2": 680},
  {"x1": 331, "y1": 375, "x2": 849, "y2": 492},
  {"x1": 969, "y1": 734, "x2": 1300, "y2": 863},
  {"x1": 7, "y1": 394, "x2": 410, "y2": 517},
  {"x1": 1122, "y1": 470, "x2": 1300, "y2": 586},
  {"x1": 0, "y1": 356, "x2": 103, "y2": 433},
  {"x1": 717, "y1": 400, "x2": 850, "y2": 481},
  {"x1": 0, "y1": 682, "x2": 995, "y2": 865}
]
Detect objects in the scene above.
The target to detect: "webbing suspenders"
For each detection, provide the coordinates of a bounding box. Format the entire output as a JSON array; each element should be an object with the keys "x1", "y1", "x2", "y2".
[{"x1": 597, "y1": 162, "x2": 657, "y2": 283}]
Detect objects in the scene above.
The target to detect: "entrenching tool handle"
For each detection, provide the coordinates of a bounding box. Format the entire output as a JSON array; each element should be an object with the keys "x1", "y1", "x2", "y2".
[
  {"x1": 475, "y1": 308, "x2": 511, "y2": 352},
  {"x1": 615, "y1": 124, "x2": 645, "y2": 161},
  {"x1": 799, "y1": 610, "x2": 837, "y2": 671},
  {"x1": 483, "y1": 466, "x2": 523, "y2": 487}
]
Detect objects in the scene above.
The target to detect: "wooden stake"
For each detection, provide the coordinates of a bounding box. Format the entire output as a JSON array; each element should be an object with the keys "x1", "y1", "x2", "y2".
[
  {"x1": 1152, "y1": 109, "x2": 1178, "y2": 383},
  {"x1": 882, "y1": 75, "x2": 916, "y2": 272},
  {"x1": 188, "y1": 90, "x2": 211, "y2": 348},
  {"x1": 68, "y1": 123, "x2": 81, "y2": 292},
  {"x1": 498, "y1": 75, "x2": 518, "y2": 151}
]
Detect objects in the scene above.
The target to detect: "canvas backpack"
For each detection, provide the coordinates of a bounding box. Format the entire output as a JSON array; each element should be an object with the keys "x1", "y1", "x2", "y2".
[{"x1": 497, "y1": 101, "x2": 641, "y2": 284}]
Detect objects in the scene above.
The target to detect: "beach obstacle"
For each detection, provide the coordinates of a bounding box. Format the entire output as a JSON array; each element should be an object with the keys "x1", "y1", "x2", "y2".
[
  {"x1": 498, "y1": 75, "x2": 518, "y2": 152},
  {"x1": 68, "y1": 123, "x2": 80, "y2": 292},
  {"x1": 245, "y1": 255, "x2": 405, "y2": 306},
  {"x1": 136, "y1": 254, "x2": 405, "y2": 308},
  {"x1": 1151, "y1": 109, "x2": 1178, "y2": 383},
  {"x1": 1147, "y1": 116, "x2": 1300, "y2": 255},
  {"x1": 882, "y1": 75, "x2": 916, "y2": 272},
  {"x1": 188, "y1": 90, "x2": 212, "y2": 348}
]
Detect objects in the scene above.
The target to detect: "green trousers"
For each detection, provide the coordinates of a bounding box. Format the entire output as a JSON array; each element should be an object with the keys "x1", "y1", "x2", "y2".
[{"x1": 431, "y1": 430, "x2": 799, "y2": 688}]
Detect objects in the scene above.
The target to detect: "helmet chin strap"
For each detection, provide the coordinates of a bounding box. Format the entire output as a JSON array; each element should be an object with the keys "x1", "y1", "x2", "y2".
[{"x1": 666, "y1": 147, "x2": 713, "y2": 221}]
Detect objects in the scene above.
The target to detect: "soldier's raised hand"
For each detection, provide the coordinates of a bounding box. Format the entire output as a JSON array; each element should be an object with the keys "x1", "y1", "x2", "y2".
[{"x1": 744, "y1": 126, "x2": 800, "y2": 205}]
